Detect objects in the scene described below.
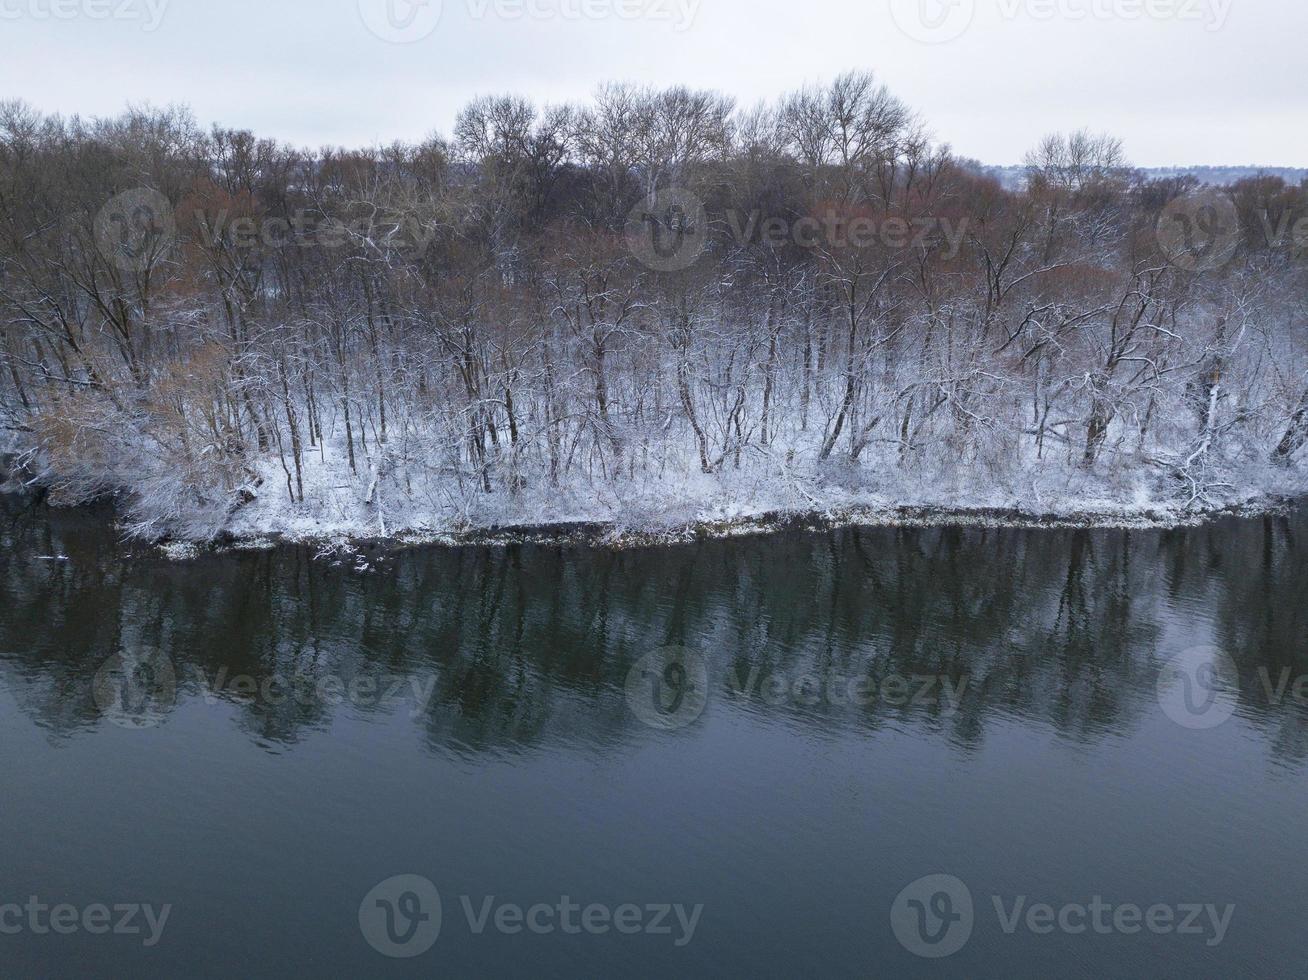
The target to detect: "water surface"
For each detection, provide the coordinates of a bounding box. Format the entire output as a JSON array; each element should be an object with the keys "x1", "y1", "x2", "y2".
[{"x1": 1, "y1": 497, "x2": 1305, "y2": 977}]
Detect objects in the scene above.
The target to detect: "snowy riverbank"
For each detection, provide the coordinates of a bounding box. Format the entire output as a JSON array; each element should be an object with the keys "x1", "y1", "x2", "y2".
[
  {"x1": 56, "y1": 438, "x2": 1296, "y2": 555},
  {"x1": 7, "y1": 414, "x2": 1306, "y2": 555}
]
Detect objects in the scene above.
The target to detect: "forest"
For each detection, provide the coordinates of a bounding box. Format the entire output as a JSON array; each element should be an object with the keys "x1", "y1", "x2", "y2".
[{"x1": 1, "y1": 72, "x2": 1306, "y2": 541}]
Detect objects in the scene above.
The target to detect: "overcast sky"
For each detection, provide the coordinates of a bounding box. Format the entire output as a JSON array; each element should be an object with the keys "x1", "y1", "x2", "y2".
[{"x1": 1, "y1": 0, "x2": 1303, "y2": 166}]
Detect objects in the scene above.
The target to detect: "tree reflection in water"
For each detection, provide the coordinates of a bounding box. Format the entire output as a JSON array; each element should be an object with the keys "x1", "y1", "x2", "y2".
[{"x1": 2, "y1": 495, "x2": 1305, "y2": 765}]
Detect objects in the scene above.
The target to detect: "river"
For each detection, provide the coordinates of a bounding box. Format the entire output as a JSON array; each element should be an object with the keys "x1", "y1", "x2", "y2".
[{"x1": 1, "y1": 496, "x2": 1304, "y2": 977}]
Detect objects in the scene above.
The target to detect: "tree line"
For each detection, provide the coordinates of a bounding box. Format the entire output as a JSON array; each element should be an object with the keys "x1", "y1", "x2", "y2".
[{"x1": 0, "y1": 72, "x2": 1305, "y2": 536}]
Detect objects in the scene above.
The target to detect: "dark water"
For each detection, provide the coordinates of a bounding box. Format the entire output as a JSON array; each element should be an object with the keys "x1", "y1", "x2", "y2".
[{"x1": 2, "y1": 497, "x2": 1306, "y2": 978}]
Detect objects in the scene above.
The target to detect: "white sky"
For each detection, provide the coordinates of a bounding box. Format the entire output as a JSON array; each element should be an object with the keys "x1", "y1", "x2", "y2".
[{"x1": 1, "y1": 0, "x2": 1304, "y2": 166}]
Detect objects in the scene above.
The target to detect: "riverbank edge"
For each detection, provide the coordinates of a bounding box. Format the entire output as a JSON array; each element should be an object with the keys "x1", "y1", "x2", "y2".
[{"x1": 143, "y1": 493, "x2": 1298, "y2": 560}]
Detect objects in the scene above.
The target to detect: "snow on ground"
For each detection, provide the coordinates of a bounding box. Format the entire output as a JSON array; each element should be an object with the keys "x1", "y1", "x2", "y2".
[{"x1": 209, "y1": 430, "x2": 1305, "y2": 550}]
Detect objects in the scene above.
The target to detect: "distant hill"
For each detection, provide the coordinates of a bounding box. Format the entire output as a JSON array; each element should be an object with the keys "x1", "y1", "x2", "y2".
[{"x1": 976, "y1": 165, "x2": 1308, "y2": 190}]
